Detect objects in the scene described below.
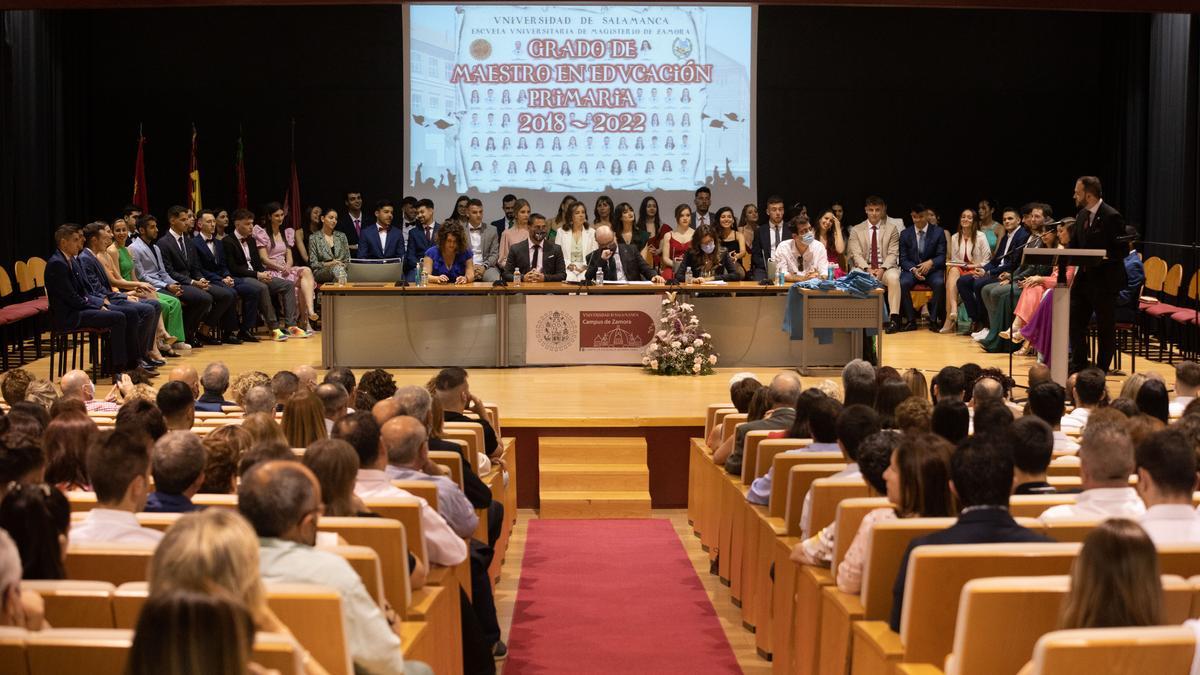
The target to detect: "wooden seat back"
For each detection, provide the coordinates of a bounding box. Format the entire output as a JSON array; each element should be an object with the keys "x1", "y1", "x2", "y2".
[
  {"x1": 808, "y1": 477, "x2": 871, "y2": 537},
  {"x1": 14, "y1": 261, "x2": 30, "y2": 293},
  {"x1": 0, "y1": 627, "x2": 24, "y2": 674},
  {"x1": 321, "y1": 545, "x2": 386, "y2": 609},
  {"x1": 1156, "y1": 544, "x2": 1200, "y2": 577},
  {"x1": 191, "y1": 493, "x2": 238, "y2": 510},
  {"x1": 444, "y1": 421, "x2": 484, "y2": 467},
  {"x1": 767, "y1": 452, "x2": 842, "y2": 518},
  {"x1": 251, "y1": 632, "x2": 306, "y2": 674},
  {"x1": 24, "y1": 628, "x2": 130, "y2": 675},
  {"x1": 362, "y1": 497, "x2": 427, "y2": 566},
  {"x1": 1046, "y1": 463, "x2": 1081, "y2": 478},
  {"x1": 740, "y1": 430, "x2": 774, "y2": 484},
  {"x1": 65, "y1": 544, "x2": 154, "y2": 586},
  {"x1": 753, "y1": 438, "x2": 817, "y2": 482},
  {"x1": 1046, "y1": 476, "x2": 1082, "y2": 489},
  {"x1": 901, "y1": 543, "x2": 1081, "y2": 666},
  {"x1": 830, "y1": 498, "x2": 892, "y2": 572},
  {"x1": 1164, "y1": 263, "x2": 1185, "y2": 299},
  {"x1": 1142, "y1": 256, "x2": 1167, "y2": 293},
  {"x1": 26, "y1": 256, "x2": 46, "y2": 288},
  {"x1": 1042, "y1": 519, "x2": 1100, "y2": 543},
  {"x1": 390, "y1": 480, "x2": 440, "y2": 511},
  {"x1": 266, "y1": 583, "x2": 354, "y2": 675},
  {"x1": 21, "y1": 580, "x2": 115, "y2": 628},
  {"x1": 66, "y1": 491, "x2": 98, "y2": 513},
  {"x1": 317, "y1": 517, "x2": 413, "y2": 615},
  {"x1": 721, "y1": 414, "x2": 748, "y2": 448},
  {"x1": 1010, "y1": 494, "x2": 1076, "y2": 518},
  {"x1": 705, "y1": 403, "x2": 733, "y2": 439},
  {"x1": 859, "y1": 518, "x2": 956, "y2": 620},
  {"x1": 1030, "y1": 626, "x2": 1195, "y2": 674},
  {"x1": 709, "y1": 408, "x2": 737, "y2": 443},
  {"x1": 428, "y1": 451, "x2": 465, "y2": 491},
  {"x1": 782, "y1": 464, "x2": 847, "y2": 537},
  {"x1": 0, "y1": 266, "x2": 14, "y2": 298}
]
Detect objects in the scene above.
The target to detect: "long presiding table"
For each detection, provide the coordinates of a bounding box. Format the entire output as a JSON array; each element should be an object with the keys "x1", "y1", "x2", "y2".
[{"x1": 318, "y1": 281, "x2": 883, "y2": 371}]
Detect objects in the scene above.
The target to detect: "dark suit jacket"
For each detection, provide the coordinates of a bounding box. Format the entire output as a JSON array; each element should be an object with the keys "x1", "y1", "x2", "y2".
[
  {"x1": 727, "y1": 408, "x2": 795, "y2": 476},
  {"x1": 429, "y1": 436, "x2": 492, "y2": 508},
  {"x1": 751, "y1": 221, "x2": 795, "y2": 279},
  {"x1": 358, "y1": 225, "x2": 406, "y2": 260},
  {"x1": 196, "y1": 392, "x2": 235, "y2": 412},
  {"x1": 405, "y1": 224, "x2": 439, "y2": 273},
  {"x1": 1073, "y1": 201, "x2": 1129, "y2": 295},
  {"x1": 335, "y1": 211, "x2": 373, "y2": 247},
  {"x1": 222, "y1": 234, "x2": 267, "y2": 279},
  {"x1": 675, "y1": 250, "x2": 742, "y2": 282},
  {"x1": 490, "y1": 217, "x2": 510, "y2": 239},
  {"x1": 584, "y1": 243, "x2": 658, "y2": 282},
  {"x1": 889, "y1": 507, "x2": 1052, "y2": 630},
  {"x1": 45, "y1": 250, "x2": 104, "y2": 329},
  {"x1": 983, "y1": 226, "x2": 1031, "y2": 276},
  {"x1": 191, "y1": 235, "x2": 233, "y2": 283},
  {"x1": 77, "y1": 250, "x2": 127, "y2": 302},
  {"x1": 898, "y1": 224, "x2": 947, "y2": 273},
  {"x1": 157, "y1": 231, "x2": 203, "y2": 284},
  {"x1": 444, "y1": 410, "x2": 498, "y2": 457},
  {"x1": 503, "y1": 240, "x2": 566, "y2": 282}
]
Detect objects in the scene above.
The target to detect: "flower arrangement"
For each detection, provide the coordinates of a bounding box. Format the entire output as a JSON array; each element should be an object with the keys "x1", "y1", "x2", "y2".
[{"x1": 643, "y1": 292, "x2": 718, "y2": 375}]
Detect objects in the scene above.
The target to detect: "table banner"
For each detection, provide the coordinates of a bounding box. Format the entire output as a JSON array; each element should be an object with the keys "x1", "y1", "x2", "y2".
[{"x1": 526, "y1": 294, "x2": 662, "y2": 364}]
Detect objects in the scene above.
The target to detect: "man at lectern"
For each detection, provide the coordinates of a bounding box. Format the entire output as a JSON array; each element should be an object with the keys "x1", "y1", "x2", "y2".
[{"x1": 1068, "y1": 176, "x2": 1127, "y2": 374}]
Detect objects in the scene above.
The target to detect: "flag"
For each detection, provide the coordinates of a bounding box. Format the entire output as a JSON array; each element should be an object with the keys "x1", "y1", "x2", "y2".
[
  {"x1": 235, "y1": 133, "x2": 248, "y2": 210},
  {"x1": 131, "y1": 127, "x2": 149, "y2": 212},
  {"x1": 187, "y1": 124, "x2": 202, "y2": 212},
  {"x1": 282, "y1": 120, "x2": 301, "y2": 231}
]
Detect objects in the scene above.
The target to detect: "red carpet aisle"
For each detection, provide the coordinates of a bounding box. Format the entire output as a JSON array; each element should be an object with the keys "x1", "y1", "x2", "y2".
[{"x1": 504, "y1": 519, "x2": 741, "y2": 674}]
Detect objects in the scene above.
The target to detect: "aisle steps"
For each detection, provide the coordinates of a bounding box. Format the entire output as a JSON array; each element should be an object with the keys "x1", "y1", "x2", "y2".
[{"x1": 538, "y1": 438, "x2": 651, "y2": 519}]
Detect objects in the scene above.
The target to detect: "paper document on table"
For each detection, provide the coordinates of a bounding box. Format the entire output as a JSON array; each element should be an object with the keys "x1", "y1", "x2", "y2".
[
  {"x1": 605, "y1": 280, "x2": 653, "y2": 285},
  {"x1": 703, "y1": 280, "x2": 728, "y2": 285}
]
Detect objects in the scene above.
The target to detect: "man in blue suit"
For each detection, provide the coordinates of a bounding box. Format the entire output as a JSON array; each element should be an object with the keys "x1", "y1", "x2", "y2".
[
  {"x1": 358, "y1": 199, "x2": 406, "y2": 261},
  {"x1": 45, "y1": 223, "x2": 137, "y2": 376},
  {"x1": 895, "y1": 205, "x2": 947, "y2": 333},
  {"x1": 405, "y1": 198, "x2": 439, "y2": 282},
  {"x1": 76, "y1": 222, "x2": 161, "y2": 370},
  {"x1": 958, "y1": 215, "x2": 1030, "y2": 337},
  {"x1": 192, "y1": 210, "x2": 259, "y2": 343}
]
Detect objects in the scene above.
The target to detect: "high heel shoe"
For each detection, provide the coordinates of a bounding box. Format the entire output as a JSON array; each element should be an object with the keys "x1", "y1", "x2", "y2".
[{"x1": 938, "y1": 321, "x2": 956, "y2": 334}]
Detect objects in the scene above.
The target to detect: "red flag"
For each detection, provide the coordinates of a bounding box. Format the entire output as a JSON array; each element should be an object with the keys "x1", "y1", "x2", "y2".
[
  {"x1": 235, "y1": 134, "x2": 248, "y2": 210},
  {"x1": 282, "y1": 120, "x2": 301, "y2": 231},
  {"x1": 186, "y1": 124, "x2": 202, "y2": 211},
  {"x1": 131, "y1": 129, "x2": 149, "y2": 212}
]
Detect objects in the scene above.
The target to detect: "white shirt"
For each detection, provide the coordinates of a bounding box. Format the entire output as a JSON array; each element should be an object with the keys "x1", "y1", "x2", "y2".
[
  {"x1": 773, "y1": 238, "x2": 828, "y2": 278},
  {"x1": 1059, "y1": 407, "x2": 1091, "y2": 431},
  {"x1": 1171, "y1": 395, "x2": 1195, "y2": 418},
  {"x1": 746, "y1": 441, "x2": 842, "y2": 506},
  {"x1": 69, "y1": 508, "x2": 163, "y2": 545},
  {"x1": 767, "y1": 221, "x2": 785, "y2": 252},
  {"x1": 259, "y1": 537, "x2": 406, "y2": 675},
  {"x1": 1141, "y1": 504, "x2": 1200, "y2": 545},
  {"x1": 1052, "y1": 430, "x2": 1080, "y2": 454},
  {"x1": 1039, "y1": 487, "x2": 1146, "y2": 522},
  {"x1": 386, "y1": 465, "x2": 479, "y2": 539},
  {"x1": 353, "y1": 469, "x2": 468, "y2": 566},
  {"x1": 376, "y1": 226, "x2": 389, "y2": 251},
  {"x1": 468, "y1": 225, "x2": 484, "y2": 265},
  {"x1": 237, "y1": 235, "x2": 253, "y2": 263}
]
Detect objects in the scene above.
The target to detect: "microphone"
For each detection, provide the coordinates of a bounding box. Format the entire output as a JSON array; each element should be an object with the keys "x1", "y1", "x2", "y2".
[{"x1": 491, "y1": 279, "x2": 507, "y2": 288}]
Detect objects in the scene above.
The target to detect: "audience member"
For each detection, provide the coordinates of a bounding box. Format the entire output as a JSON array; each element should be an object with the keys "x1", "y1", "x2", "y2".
[
  {"x1": 1134, "y1": 429, "x2": 1200, "y2": 544},
  {"x1": 70, "y1": 430, "x2": 162, "y2": 543},
  {"x1": 316, "y1": 382, "x2": 350, "y2": 436},
  {"x1": 302, "y1": 438, "x2": 368, "y2": 517},
  {"x1": 1062, "y1": 367, "x2": 1108, "y2": 430},
  {"x1": 890, "y1": 436, "x2": 1051, "y2": 630},
  {"x1": 323, "y1": 367, "x2": 358, "y2": 411},
  {"x1": 714, "y1": 371, "x2": 801, "y2": 475},
  {"x1": 200, "y1": 425, "x2": 251, "y2": 494},
  {"x1": 156, "y1": 381, "x2": 196, "y2": 431},
  {"x1": 971, "y1": 376, "x2": 1006, "y2": 410},
  {"x1": 0, "y1": 417, "x2": 45, "y2": 496},
  {"x1": 746, "y1": 387, "x2": 770, "y2": 422},
  {"x1": 229, "y1": 370, "x2": 271, "y2": 407},
  {"x1": 1028, "y1": 382, "x2": 1080, "y2": 454},
  {"x1": 1171, "y1": 361, "x2": 1200, "y2": 417},
  {"x1": 394, "y1": 385, "x2": 494, "y2": 509},
  {"x1": 293, "y1": 364, "x2": 319, "y2": 392},
  {"x1": 169, "y1": 364, "x2": 200, "y2": 399},
  {"x1": 115, "y1": 397, "x2": 167, "y2": 442},
  {"x1": 1136, "y1": 378, "x2": 1170, "y2": 424},
  {"x1": 197, "y1": 362, "x2": 235, "y2": 412},
  {"x1": 0, "y1": 482, "x2": 70, "y2": 579},
  {"x1": 930, "y1": 366, "x2": 967, "y2": 403},
  {"x1": 433, "y1": 367, "x2": 499, "y2": 459},
  {"x1": 1010, "y1": 416, "x2": 1056, "y2": 494},
  {"x1": 9, "y1": 403, "x2": 49, "y2": 435},
  {"x1": 242, "y1": 385, "x2": 277, "y2": 415},
  {"x1": 1, "y1": 368, "x2": 34, "y2": 407},
  {"x1": 237, "y1": 440, "x2": 296, "y2": 478},
  {"x1": 842, "y1": 359, "x2": 878, "y2": 408},
  {"x1": 1058, "y1": 519, "x2": 1162, "y2": 629},
  {"x1": 271, "y1": 370, "x2": 301, "y2": 410},
  {"x1": 901, "y1": 369, "x2": 928, "y2": 401},
  {"x1": 23, "y1": 379, "x2": 59, "y2": 411},
  {"x1": 48, "y1": 397, "x2": 87, "y2": 421},
  {"x1": 59, "y1": 369, "x2": 120, "y2": 413},
  {"x1": 144, "y1": 431, "x2": 206, "y2": 513},
  {"x1": 893, "y1": 397, "x2": 932, "y2": 434},
  {"x1": 1118, "y1": 372, "x2": 1153, "y2": 402},
  {"x1": 241, "y1": 412, "x2": 288, "y2": 447},
  {"x1": 355, "y1": 369, "x2": 398, "y2": 412},
  {"x1": 1040, "y1": 423, "x2": 1144, "y2": 522},
  {"x1": 1028, "y1": 363, "x2": 1053, "y2": 389},
  {"x1": 1125, "y1": 412, "x2": 1166, "y2": 447},
  {"x1": 126, "y1": 588, "x2": 261, "y2": 675},
  {"x1": 972, "y1": 402, "x2": 1014, "y2": 437},
  {"x1": 0, "y1": 529, "x2": 46, "y2": 630},
  {"x1": 875, "y1": 380, "x2": 912, "y2": 428},
  {"x1": 799, "y1": 405, "x2": 881, "y2": 538},
  {"x1": 282, "y1": 390, "x2": 328, "y2": 448},
  {"x1": 747, "y1": 395, "x2": 843, "y2": 505},
  {"x1": 43, "y1": 414, "x2": 97, "y2": 491},
  {"x1": 1109, "y1": 397, "x2": 1140, "y2": 418}
]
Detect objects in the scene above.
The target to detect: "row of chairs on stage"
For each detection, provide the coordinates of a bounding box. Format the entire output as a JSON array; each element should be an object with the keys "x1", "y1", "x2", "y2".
[{"x1": 688, "y1": 404, "x2": 1200, "y2": 675}]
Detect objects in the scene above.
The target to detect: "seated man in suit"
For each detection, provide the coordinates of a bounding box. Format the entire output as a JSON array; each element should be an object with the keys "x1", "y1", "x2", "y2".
[
  {"x1": 45, "y1": 223, "x2": 139, "y2": 375},
  {"x1": 196, "y1": 362, "x2": 236, "y2": 412},
  {"x1": 958, "y1": 211, "x2": 1030, "y2": 338},
  {"x1": 404, "y1": 198, "x2": 439, "y2": 282},
  {"x1": 847, "y1": 195, "x2": 903, "y2": 320},
  {"x1": 357, "y1": 199, "x2": 405, "y2": 260},
  {"x1": 895, "y1": 204, "x2": 947, "y2": 333},
  {"x1": 712, "y1": 371, "x2": 802, "y2": 476},
  {"x1": 157, "y1": 205, "x2": 235, "y2": 346},
  {"x1": 889, "y1": 435, "x2": 1051, "y2": 631},
  {"x1": 144, "y1": 430, "x2": 205, "y2": 513},
  {"x1": 750, "y1": 195, "x2": 792, "y2": 281},
  {"x1": 490, "y1": 193, "x2": 517, "y2": 237},
  {"x1": 1116, "y1": 227, "x2": 1145, "y2": 324},
  {"x1": 334, "y1": 190, "x2": 372, "y2": 250},
  {"x1": 503, "y1": 214, "x2": 566, "y2": 282},
  {"x1": 191, "y1": 209, "x2": 256, "y2": 345},
  {"x1": 129, "y1": 214, "x2": 192, "y2": 349},
  {"x1": 464, "y1": 199, "x2": 501, "y2": 282},
  {"x1": 585, "y1": 225, "x2": 666, "y2": 283},
  {"x1": 223, "y1": 209, "x2": 304, "y2": 341},
  {"x1": 78, "y1": 222, "x2": 161, "y2": 371}
]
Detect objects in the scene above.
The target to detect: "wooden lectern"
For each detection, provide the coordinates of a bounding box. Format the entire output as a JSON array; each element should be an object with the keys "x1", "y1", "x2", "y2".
[{"x1": 1020, "y1": 247, "x2": 1108, "y2": 385}]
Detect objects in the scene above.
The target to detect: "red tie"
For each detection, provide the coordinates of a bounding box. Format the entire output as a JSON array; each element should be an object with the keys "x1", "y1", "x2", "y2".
[{"x1": 870, "y1": 226, "x2": 879, "y2": 267}]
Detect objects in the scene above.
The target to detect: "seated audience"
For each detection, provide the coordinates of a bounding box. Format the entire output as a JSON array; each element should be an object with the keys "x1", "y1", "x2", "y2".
[
  {"x1": 970, "y1": 375, "x2": 1007, "y2": 411},
  {"x1": 894, "y1": 397, "x2": 932, "y2": 434},
  {"x1": 323, "y1": 367, "x2": 358, "y2": 410},
  {"x1": 836, "y1": 432, "x2": 955, "y2": 593},
  {"x1": 1, "y1": 368, "x2": 34, "y2": 407},
  {"x1": 841, "y1": 359, "x2": 878, "y2": 407},
  {"x1": 43, "y1": 413, "x2": 97, "y2": 491},
  {"x1": 70, "y1": 430, "x2": 163, "y2": 543},
  {"x1": 239, "y1": 460, "x2": 433, "y2": 675},
  {"x1": 930, "y1": 366, "x2": 967, "y2": 403},
  {"x1": 199, "y1": 425, "x2": 252, "y2": 494},
  {"x1": 302, "y1": 438, "x2": 369, "y2": 517},
  {"x1": 1040, "y1": 422, "x2": 1145, "y2": 522},
  {"x1": 890, "y1": 436, "x2": 1051, "y2": 630},
  {"x1": 282, "y1": 390, "x2": 328, "y2": 448},
  {"x1": 747, "y1": 395, "x2": 843, "y2": 505},
  {"x1": 1171, "y1": 361, "x2": 1200, "y2": 417},
  {"x1": 1028, "y1": 363, "x2": 1053, "y2": 389},
  {"x1": 197, "y1": 362, "x2": 236, "y2": 412},
  {"x1": 23, "y1": 379, "x2": 59, "y2": 411},
  {"x1": 126, "y1": 588, "x2": 263, "y2": 675},
  {"x1": 714, "y1": 371, "x2": 802, "y2": 474},
  {"x1": 316, "y1": 382, "x2": 350, "y2": 436},
  {"x1": 145, "y1": 431, "x2": 206, "y2": 513},
  {"x1": 1135, "y1": 429, "x2": 1200, "y2": 544},
  {"x1": 383, "y1": 416, "x2": 478, "y2": 537},
  {"x1": 902, "y1": 368, "x2": 928, "y2": 401},
  {"x1": 356, "y1": 368, "x2": 398, "y2": 411},
  {"x1": 1028, "y1": 381, "x2": 1080, "y2": 454},
  {"x1": 241, "y1": 412, "x2": 288, "y2": 447},
  {"x1": 237, "y1": 440, "x2": 296, "y2": 478},
  {"x1": 229, "y1": 370, "x2": 271, "y2": 407},
  {"x1": 1118, "y1": 372, "x2": 1153, "y2": 402},
  {"x1": 1136, "y1": 378, "x2": 1170, "y2": 424},
  {"x1": 242, "y1": 385, "x2": 277, "y2": 415},
  {"x1": 334, "y1": 411, "x2": 468, "y2": 566},
  {"x1": 293, "y1": 364, "x2": 319, "y2": 392},
  {"x1": 1010, "y1": 416, "x2": 1056, "y2": 494},
  {"x1": 0, "y1": 482, "x2": 70, "y2": 579},
  {"x1": 1061, "y1": 367, "x2": 1108, "y2": 431},
  {"x1": 799, "y1": 404, "x2": 881, "y2": 538},
  {"x1": 156, "y1": 381, "x2": 196, "y2": 431},
  {"x1": 1110, "y1": 396, "x2": 1141, "y2": 418},
  {"x1": 169, "y1": 364, "x2": 200, "y2": 399},
  {"x1": 433, "y1": 367, "x2": 500, "y2": 459},
  {"x1": 931, "y1": 399, "x2": 970, "y2": 444},
  {"x1": 0, "y1": 529, "x2": 46, "y2": 629},
  {"x1": 0, "y1": 416, "x2": 46, "y2": 498},
  {"x1": 972, "y1": 402, "x2": 1014, "y2": 437},
  {"x1": 875, "y1": 380, "x2": 911, "y2": 428},
  {"x1": 271, "y1": 370, "x2": 301, "y2": 411},
  {"x1": 113, "y1": 397, "x2": 168, "y2": 441},
  {"x1": 1058, "y1": 518, "x2": 1162, "y2": 628},
  {"x1": 393, "y1": 385, "x2": 493, "y2": 511},
  {"x1": 59, "y1": 369, "x2": 120, "y2": 413}
]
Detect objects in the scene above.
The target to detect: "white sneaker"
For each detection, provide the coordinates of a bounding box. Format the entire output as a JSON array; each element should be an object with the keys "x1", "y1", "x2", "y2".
[{"x1": 970, "y1": 328, "x2": 989, "y2": 341}]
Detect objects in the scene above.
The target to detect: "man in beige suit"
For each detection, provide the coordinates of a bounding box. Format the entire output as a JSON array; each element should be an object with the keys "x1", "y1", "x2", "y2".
[{"x1": 846, "y1": 195, "x2": 904, "y2": 331}]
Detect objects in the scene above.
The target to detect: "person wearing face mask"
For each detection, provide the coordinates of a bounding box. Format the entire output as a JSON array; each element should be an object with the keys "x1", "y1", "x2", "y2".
[
  {"x1": 502, "y1": 214, "x2": 566, "y2": 282},
  {"x1": 676, "y1": 224, "x2": 742, "y2": 283},
  {"x1": 774, "y1": 215, "x2": 828, "y2": 283},
  {"x1": 584, "y1": 226, "x2": 666, "y2": 284}
]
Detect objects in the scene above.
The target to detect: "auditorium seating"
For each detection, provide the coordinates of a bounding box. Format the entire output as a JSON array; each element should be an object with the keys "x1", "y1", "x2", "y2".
[{"x1": 1028, "y1": 626, "x2": 1196, "y2": 675}]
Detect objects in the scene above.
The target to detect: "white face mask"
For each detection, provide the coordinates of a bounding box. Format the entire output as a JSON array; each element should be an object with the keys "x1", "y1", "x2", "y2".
[
  {"x1": 801, "y1": 232, "x2": 815, "y2": 245},
  {"x1": 701, "y1": 242, "x2": 716, "y2": 254}
]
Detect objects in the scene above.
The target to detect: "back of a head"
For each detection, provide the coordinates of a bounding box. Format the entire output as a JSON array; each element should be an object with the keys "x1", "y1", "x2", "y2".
[
  {"x1": 932, "y1": 366, "x2": 966, "y2": 402},
  {"x1": 432, "y1": 366, "x2": 468, "y2": 395},
  {"x1": 746, "y1": 387, "x2": 770, "y2": 422},
  {"x1": 148, "y1": 509, "x2": 262, "y2": 611},
  {"x1": 875, "y1": 380, "x2": 912, "y2": 425},
  {"x1": 156, "y1": 381, "x2": 195, "y2": 425},
  {"x1": 894, "y1": 397, "x2": 932, "y2": 434},
  {"x1": 115, "y1": 398, "x2": 168, "y2": 442},
  {"x1": 302, "y1": 438, "x2": 360, "y2": 515},
  {"x1": 200, "y1": 362, "x2": 230, "y2": 396},
  {"x1": 242, "y1": 385, "x2": 276, "y2": 416},
  {"x1": 730, "y1": 378, "x2": 763, "y2": 414},
  {"x1": 293, "y1": 365, "x2": 318, "y2": 391},
  {"x1": 358, "y1": 368, "x2": 398, "y2": 409},
  {"x1": 896, "y1": 432, "x2": 956, "y2": 517},
  {"x1": 972, "y1": 402, "x2": 1014, "y2": 438},
  {"x1": 229, "y1": 371, "x2": 271, "y2": 407},
  {"x1": 24, "y1": 379, "x2": 59, "y2": 411},
  {"x1": 1009, "y1": 416, "x2": 1054, "y2": 476},
  {"x1": 238, "y1": 460, "x2": 318, "y2": 538},
  {"x1": 282, "y1": 391, "x2": 328, "y2": 449},
  {"x1": 1, "y1": 368, "x2": 34, "y2": 407},
  {"x1": 332, "y1": 410, "x2": 382, "y2": 468},
  {"x1": 789, "y1": 388, "x2": 830, "y2": 438},
  {"x1": 1060, "y1": 519, "x2": 1161, "y2": 629},
  {"x1": 842, "y1": 359, "x2": 877, "y2": 407},
  {"x1": 0, "y1": 483, "x2": 69, "y2": 580},
  {"x1": 1080, "y1": 423, "x2": 1135, "y2": 483},
  {"x1": 127, "y1": 588, "x2": 255, "y2": 675},
  {"x1": 271, "y1": 371, "x2": 300, "y2": 405},
  {"x1": 1135, "y1": 379, "x2": 1170, "y2": 424},
  {"x1": 1175, "y1": 361, "x2": 1200, "y2": 395},
  {"x1": 836, "y1": 405, "x2": 881, "y2": 461},
  {"x1": 1074, "y1": 367, "x2": 1107, "y2": 406},
  {"x1": 8, "y1": 402, "x2": 49, "y2": 434},
  {"x1": 393, "y1": 385, "x2": 433, "y2": 423},
  {"x1": 807, "y1": 396, "x2": 843, "y2": 444},
  {"x1": 902, "y1": 368, "x2": 928, "y2": 401},
  {"x1": 971, "y1": 376, "x2": 1005, "y2": 409},
  {"x1": 1125, "y1": 413, "x2": 1165, "y2": 447},
  {"x1": 1135, "y1": 429, "x2": 1197, "y2": 499},
  {"x1": 152, "y1": 432, "x2": 206, "y2": 496},
  {"x1": 323, "y1": 366, "x2": 357, "y2": 396},
  {"x1": 49, "y1": 397, "x2": 86, "y2": 421},
  {"x1": 1028, "y1": 382, "x2": 1066, "y2": 427},
  {"x1": 240, "y1": 412, "x2": 287, "y2": 448},
  {"x1": 237, "y1": 441, "x2": 295, "y2": 478},
  {"x1": 950, "y1": 436, "x2": 1013, "y2": 508},
  {"x1": 1028, "y1": 363, "x2": 1053, "y2": 389},
  {"x1": 87, "y1": 430, "x2": 150, "y2": 504},
  {"x1": 372, "y1": 398, "x2": 402, "y2": 426},
  {"x1": 1109, "y1": 397, "x2": 1140, "y2": 418},
  {"x1": 855, "y1": 430, "x2": 900, "y2": 495},
  {"x1": 200, "y1": 426, "x2": 252, "y2": 494},
  {"x1": 0, "y1": 416, "x2": 45, "y2": 487},
  {"x1": 315, "y1": 382, "x2": 349, "y2": 420},
  {"x1": 767, "y1": 372, "x2": 802, "y2": 409},
  {"x1": 381, "y1": 416, "x2": 428, "y2": 467}
]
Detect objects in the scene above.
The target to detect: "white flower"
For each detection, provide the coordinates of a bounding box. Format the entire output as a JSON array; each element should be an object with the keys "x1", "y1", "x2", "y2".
[
  {"x1": 690, "y1": 316, "x2": 699, "y2": 324},
  {"x1": 660, "y1": 317, "x2": 668, "y2": 323},
  {"x1": 702, "y1": 332, "x2": 711, "y2": 339},
  {"x1": 694, "y1": 356, "x2": 702, "y2": 363},
  {"x1": 650, "y1": 359, "x2": 659, "y2": 369},
  {"x1": 656, "y1": 330, "x2": 667, "y2": 338},
  {"x1": 693, "y1": 363, "x2": 701, "y2": 373},
  {"x1": 685, "y1": 346, "x2": 694, "y2": 354},
  {"x1": 671, "y1": 341, "x2": 681, "y2": 349},
  {"x1": 708, "y1": 354, "x2": 718, "y2": 364},
  {"x1": 642, "y1": 356, "x2": 649, "y2": 365},
  {"x1": 662, "y1": 298, "x2": 669, "y2": 305},
  {"x1": 648, "y1": 343, "x2": 658, "y2": 352},
  {"x1": 681, "y1": 303, "x2": 693, "y2": 311},
  {"x1": 693, "y1": 338, "x2": 703, "y2": 347}
]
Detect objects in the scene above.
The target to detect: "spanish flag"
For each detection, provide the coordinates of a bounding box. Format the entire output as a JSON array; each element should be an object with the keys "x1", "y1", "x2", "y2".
[{"x1": 187, "y1": 124, "x2": 202, "y2": 212}]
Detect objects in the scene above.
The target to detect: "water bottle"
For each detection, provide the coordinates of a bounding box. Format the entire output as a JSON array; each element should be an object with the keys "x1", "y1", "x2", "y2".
[
  {"x1": 777, "y1": 267, "x2": 786, "y2": 286},
  {"x1": 335, "y1": 265, "x2": 347, "y2": 285},
  {"x1": 827, "y1": 263, "x2": 835, "y2": 281},
  {"x1": 513, "y1": 269, "x2": 522, "y2": 287},
  {"x1": 595, "y1": 267, "x2": 605, "y2": 285},
  {"x1": 684, "y1": 266, "x2": 693, "y2": 284},
  {"x1": 418, "y1": 268, "x2": 427, "y2": 287}
]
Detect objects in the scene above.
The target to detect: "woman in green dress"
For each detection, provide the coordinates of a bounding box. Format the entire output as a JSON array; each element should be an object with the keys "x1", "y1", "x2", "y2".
[
  {"x1": 308, "y1": 207, "x2": 350, "y2": 283},
  {"x1": 107, "y1": 217, "x2": 187, "y2": 348}
]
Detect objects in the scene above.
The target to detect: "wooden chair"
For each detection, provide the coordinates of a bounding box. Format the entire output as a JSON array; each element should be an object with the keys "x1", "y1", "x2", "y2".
[
  {"x1": 319, "y1": 545, "x2": 386, "y2": 609},
  {"x1": 191, "y1": 493, "x2": 238, "y2": 510},
  {"x1": 20, "y1": 580, "x2": 115, "y2": 628},
  {"x1": 1156, "y1": 544, "x2": 1200, "y2": 577},
  {"x1": 740, "y1": 430, "x2": 779, "y2": 485},
  {"x1": 428, "y1": 451, "x2": 465, "y2": 491},
  {"x1": 783, "y1": 464, "x2": 849, "y2": 538},
  {"x1": 65, "y1": 543, "x2": 155, "y2": 586},
  {"x1": 25, "y1": 256, "x2": 46, "y2": 288},
  {"x1": 390, "y1": 481, "x2": 440, "y2": 512},
  {"x1": 767, "y1": 453, "x2": 844, "y2": 518},
  {"x1": 808, "y1": 478, "x2": 872, "y2": 540},
  {"x1": 1041, "y1": 519, "x2": 1101, "y2": 543},
  {"x1": 24, "y1": 628, "x2": 131, "y2": 675},
  {"x1": 1028, "y1": 626, "x2": 1195, "y2": 675},
  {"x1": 0, "y1": 626, "x2": 25, "y2": 674},
  {"x1": 851, "y1": 542, "x2": 1080, "y2": 675},
  {"x1": 317, "y1": 517, "x2": 413, "y2": 616},
  {"x1": 443, "y1": 421, "x2": 484, "y2": 471},
  {"x1": 752, "y1": 439, "x2": 819, "y2": 483},
  {"x1": 1010, "y1": 494, "x2": 1076, "y2": 518}
]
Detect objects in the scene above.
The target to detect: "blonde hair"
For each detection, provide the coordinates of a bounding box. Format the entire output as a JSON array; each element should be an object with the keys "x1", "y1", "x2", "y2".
[
  {"x1": 148, "y1": 510, "x2": 266, "y2": 620},
  {"x1": 816, "y1": 379, "x2": 843, "y2": 403},
  {"x1": 281, "y1": 391, "x2": 327, "y2": 449},
  {"x1": 902, "y1": 368, "x2": 928, "y2": 402},
  {"x1": 1060, "y1": 518, "x2": 1162, "y2": 629},
  {"x1": 23, "y1": 379, "x2": 59, "y2": 411},
  {"x1": 229, "y1": 371, "x2": 271, "y2": 407},
  {"x1": 241, "y1": 412, "x2": 287, "y2": 447}
]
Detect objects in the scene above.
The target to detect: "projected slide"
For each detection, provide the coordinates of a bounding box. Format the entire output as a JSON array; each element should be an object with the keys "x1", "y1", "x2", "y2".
[{"x1": 407, "y1": 4, "x2": 754, "y2": 211}]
